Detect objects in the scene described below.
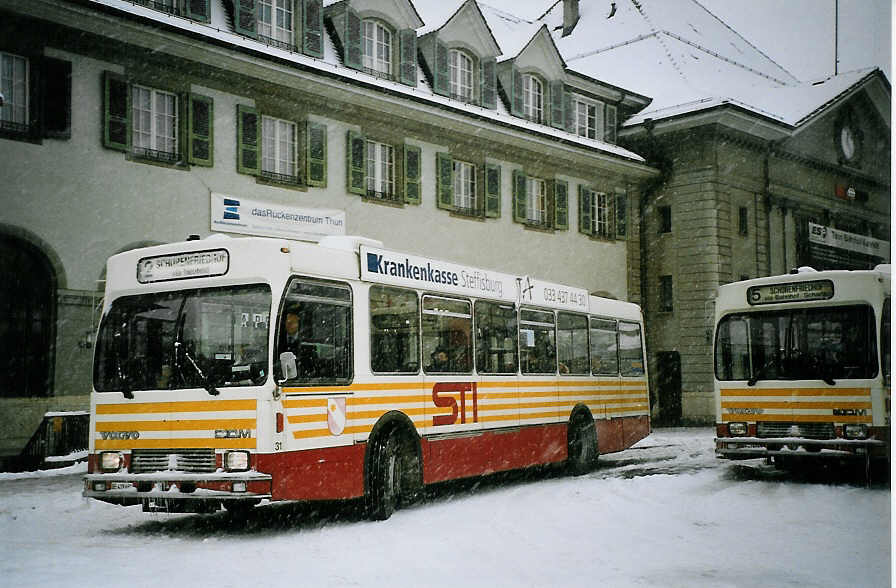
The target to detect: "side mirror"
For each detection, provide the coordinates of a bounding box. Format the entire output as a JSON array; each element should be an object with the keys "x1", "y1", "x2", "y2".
[{"x1": 279, "y1": 351, "x2": 298, "y2": 381}]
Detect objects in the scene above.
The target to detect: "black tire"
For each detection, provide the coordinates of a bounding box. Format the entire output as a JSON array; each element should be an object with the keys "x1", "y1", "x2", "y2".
[
  {"x1": 368, "y1": 432, "x2": 402, "y2": 521},
  {"x1": 567, "y1": 413, "x2": 597, "y2": 476}
]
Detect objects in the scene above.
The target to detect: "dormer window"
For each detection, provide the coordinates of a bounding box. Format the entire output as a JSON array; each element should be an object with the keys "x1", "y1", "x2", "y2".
[
  {"x1": 363, "y1": 20, "x2": 393, "y2": 78},
  {"x1": 258, "y1": 0, "x2": 294, "y2": 46},
  {"x1": 449, "y1": 50, "x2": 474, "y2": 103},
  {"x1": 522, "y1": 75, "x2": 543, "y2": 123},
  {"x1": 572, "y1": 93, "x2": 618, "y2": 144}
]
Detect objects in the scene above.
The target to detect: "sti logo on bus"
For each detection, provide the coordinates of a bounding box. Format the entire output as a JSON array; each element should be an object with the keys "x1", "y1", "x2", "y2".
[{"x1": 432, "y1": 382, "x2": 478, "y2": 426}]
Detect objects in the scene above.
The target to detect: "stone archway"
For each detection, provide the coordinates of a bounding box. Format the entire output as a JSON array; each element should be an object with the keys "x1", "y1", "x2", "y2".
[{"x1": 0, "y1": 235, "x2": 57, "y2": 398}]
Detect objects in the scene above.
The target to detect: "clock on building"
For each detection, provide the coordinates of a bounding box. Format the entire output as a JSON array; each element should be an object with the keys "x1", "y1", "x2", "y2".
[{"x1": 836, "y1": 111, "x2": 861, "y2": 164}]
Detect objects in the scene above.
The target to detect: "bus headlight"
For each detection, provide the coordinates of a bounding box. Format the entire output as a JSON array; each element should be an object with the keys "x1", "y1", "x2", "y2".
[
  {"x1": 844, "y1": 424, "x2": 869, "y2": 439},
  {"x1": 100, "y1": 451, "x2": 124, "y2": 472},
  {"x1": 727, "y1": 422, "x2": 748, "y2": 436},
  {"x1": 224, "y1": 450, "x2": 250, "y2": 472}
]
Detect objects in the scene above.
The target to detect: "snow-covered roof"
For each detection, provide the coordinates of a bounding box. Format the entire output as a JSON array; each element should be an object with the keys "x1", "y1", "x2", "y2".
[
  {"x1": 502, "y1": 0, "x2": 887, "y2": 130},
  {"x1": 83, "y1": 0, "x2": 647, "y2": 163}
]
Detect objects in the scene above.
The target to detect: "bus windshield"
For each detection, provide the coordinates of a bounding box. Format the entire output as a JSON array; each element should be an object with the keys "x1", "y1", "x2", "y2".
[
  {"x1": 94, "y1": 284, "x2": 271, "y2": 392},
  {"x1": 715, "y1": 304, "x2": 878, "y2": 383}
]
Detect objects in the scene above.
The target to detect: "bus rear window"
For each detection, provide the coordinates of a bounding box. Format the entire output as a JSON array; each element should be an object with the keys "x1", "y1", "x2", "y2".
[{"x1": 715, "y1": 304, "x2": 878, "y2": 382}]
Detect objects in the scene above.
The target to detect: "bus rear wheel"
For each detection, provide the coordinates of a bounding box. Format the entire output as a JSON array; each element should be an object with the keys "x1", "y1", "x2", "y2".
[{"x1": 567, "y1": 413, "x2": 598, "y2": 476}]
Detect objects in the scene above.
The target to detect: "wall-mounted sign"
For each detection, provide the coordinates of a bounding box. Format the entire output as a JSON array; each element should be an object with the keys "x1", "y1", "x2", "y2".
[
  {"x1": 808, "y1": 222, "x2": 888, "y2": 260},
  {"x1": 211, "y1": 193, "x2": 345, "y2": 242},
  {"x1": 747, "y1": 280, "x2": 834, "y2": 305},
  {"x1": 137, "y1": 249, "x2": 229, "y2": 283}
]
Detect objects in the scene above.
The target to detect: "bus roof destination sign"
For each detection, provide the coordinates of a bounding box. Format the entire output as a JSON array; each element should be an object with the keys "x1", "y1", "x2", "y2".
[
  {"x1": 747, "y1": 279, "x2": 834, "y2": 305},
  {"x1": 137, "y1": 249, "x2": 230, "y2": 283}
]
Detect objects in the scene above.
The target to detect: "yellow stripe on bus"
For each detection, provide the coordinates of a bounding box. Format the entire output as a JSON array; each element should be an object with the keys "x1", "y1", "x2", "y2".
[
  {"x1": 721, "y1": 401, "x2": 872, "y2": 410},
  {"x1": 95, "y1": 437, "x2": 256, "y2": 450},
  {"x1": 96, "y1": 399, "x2": 256, "y2": 414},
  {"x1": 720, "y1": 388, "x2": 870, "y2": 397},
  {"x1": 96, "y1": 419, "x2": 257, "y2": 431},
  {"x1": 720, "y1": 413, "x2": 872, "y2": 424}
]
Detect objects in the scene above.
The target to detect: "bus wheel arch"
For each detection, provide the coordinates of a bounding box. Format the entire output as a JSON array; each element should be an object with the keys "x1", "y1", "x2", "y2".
[
  {"x1": 365, "y1": 411, "x2": 422, "y2": 520},
  {"x1": 567, "y1": 405, "x2": 598, "y2": 476}
]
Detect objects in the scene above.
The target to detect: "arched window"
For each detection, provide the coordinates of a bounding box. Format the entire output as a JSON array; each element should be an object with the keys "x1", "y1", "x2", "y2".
[
  {"x1": 448, "y1": 49, "x2": 474, "y2": 102},
  {"x1": 0, "y1": 236, "x2": 55, "y2": 397},
  {"x1": 522, "y1": 74, "x2": 543, "y2": 123},
  {"x1": 362, "y1": 20, "x2": 392, "y2": 77}
]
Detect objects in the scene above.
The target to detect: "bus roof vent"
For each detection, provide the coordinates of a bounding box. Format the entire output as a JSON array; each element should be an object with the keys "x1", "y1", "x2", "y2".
[
  {"x1": 318, "y1": 235, "x2": 384, "y2": 252},
  {"x1": 795, "y1": 266, "x2": 818, "y2": 273}
]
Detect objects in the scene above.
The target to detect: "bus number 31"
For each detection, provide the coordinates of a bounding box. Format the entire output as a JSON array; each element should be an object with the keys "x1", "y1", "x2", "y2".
[{"x1": 432, "y1": 382, "x2": 479, "y2": 426}]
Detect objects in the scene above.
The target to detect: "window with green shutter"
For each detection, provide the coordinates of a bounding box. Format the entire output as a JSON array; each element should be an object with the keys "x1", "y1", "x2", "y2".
[
  {"x1": 480, "y1": 58, "x2": 497, "y2": 110},
  {"x1": 188, "y1": 94, "x2": 213, "y2": 167},
  {"x1": 235, "y1": 0, "x2": 257, "y2": 38},
  {"x1": 237, "y1": 104, "x2": 260, "y2": 175},
  {"x1": 399, "y1": 29, "x2": 417, "y2": 87},
  {"x1": 306, "y1": 121, "x2": 327, "y2": 187},
  {"x1": 510, "y1": 65, "x2": 523, "y2": 117},
  {"x1": 512, "y1": 169, "x2": 527, "y2": 222},
  {"x1": 550, "y1": 81, "x2": 565, "y2": 130},
  {"x1": 344, "y1": 7, "x2": 362, "y2": 70},
  {"x1": 404, "y1": 144, "x2": 421, "y2": 204},
  {"x1": 186, "y1": 0, "x2": 210, "y2": 23},
  {"x1": 605, "y1": 103, "x2": 617, "y2": 144},
  {"x1": 578, "y1": 185, "x2": 593, "y2": 235},
  {"x1": 303, "y1": 0, "x2": 324, "y2": 57},
  {"x1": 346, "y1": 130, "x2": 366, "y2": 194},
  {"x1": 103, "y1": 71, "x2": 130, "y2": 152},
  {"x1": 554, "y1": 179, "x2": 568, "y2": 230},
  {"x1": 433, "y1": 41, "x2": 449, "y2": 96},
  {"x1": 436, "y1": 151, "x2": 454, "y2": 210},
  {"x1": 484, "y1": 163, "x2": 501, "y2": 218},
  {"x1": 615, "y1": 189, "x2": 627, "y2": 237}
]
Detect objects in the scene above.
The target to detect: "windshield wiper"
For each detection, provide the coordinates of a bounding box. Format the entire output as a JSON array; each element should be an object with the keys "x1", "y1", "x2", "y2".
[
  {"x1": 114, "y1": 326, "x2": 134, "y2": 399},
  {"x1": 175, "y1": 341, "x2": 219, "y2": 396}
]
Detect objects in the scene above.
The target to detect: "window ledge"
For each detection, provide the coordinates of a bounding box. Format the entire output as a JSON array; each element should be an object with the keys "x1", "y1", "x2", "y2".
[
  {"x1": 127, "y1": 149, "x2": 188, "y2": 169},
  {"x1": 258, "y1": 170, "x2": 305, "y2": 189},
  {"x1": 362, "y1": 191, "x2": 403, "y2": 207},
  {"x1": 449, "y1": 206, "x2": 486, "y2": 220},
  {"x1": 520, "y1": 220, "x2": 554, "y2": 232}
]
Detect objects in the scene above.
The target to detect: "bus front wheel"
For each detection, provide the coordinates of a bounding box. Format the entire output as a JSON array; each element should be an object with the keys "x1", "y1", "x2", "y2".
[{"x1": 368, "y1": 431, "x2": 418, "y2": 521}]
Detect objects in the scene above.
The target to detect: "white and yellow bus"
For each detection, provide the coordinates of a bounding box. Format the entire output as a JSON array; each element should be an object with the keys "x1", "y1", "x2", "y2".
[
  {"x1": 713, "y1": 265, "x2": 890, "y2": 469},
  {"x1": 83, "y1": 235, "x2": 650, "y2": 518}
]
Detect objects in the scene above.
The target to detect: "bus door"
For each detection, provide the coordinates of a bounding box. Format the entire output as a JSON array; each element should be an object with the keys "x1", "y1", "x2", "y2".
[
  {"x1": 519, "y1": 308, "x2": 560, "y2": 458},
  {"x1": 421, "y1": 295, "x2": 483, "y2": 479},
  {"x1": 474, "y1": 300, "x2": 520, "y2": 466},
  {"x1": 618, "y1": 320, "x2": 649, "y2": 447},
  {"x1": 589, "y1": 317, "x2": 621, "y2": 447},
  {"x1": 274, "y1": 278, "x2": 354, "y2": 455}
]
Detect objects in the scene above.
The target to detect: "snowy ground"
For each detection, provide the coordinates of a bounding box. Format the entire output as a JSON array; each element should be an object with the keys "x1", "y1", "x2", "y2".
[{"x1": 0, "y1": 428, "x2": 890, "y2": 587}]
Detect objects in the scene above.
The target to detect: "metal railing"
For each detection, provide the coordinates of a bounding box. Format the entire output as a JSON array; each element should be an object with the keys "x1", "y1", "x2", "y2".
[
  {"x1": 132, "y1": 146, "x2": 180, "y2": 164},
  {"x1": 14, "y1": 412, "x2": 89, "y2": 472},
  {"x1": 260, "y1": 169, "x2": 302, "y2": 186}
]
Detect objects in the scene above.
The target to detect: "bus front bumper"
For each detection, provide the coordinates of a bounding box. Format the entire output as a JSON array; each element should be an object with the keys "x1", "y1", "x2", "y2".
[
  {"x1": 715, "y1": 436, "x2": 888, "y2": 460},
  {"x1": 83, "y1": 471, "x2": 272, "y2": 512}
]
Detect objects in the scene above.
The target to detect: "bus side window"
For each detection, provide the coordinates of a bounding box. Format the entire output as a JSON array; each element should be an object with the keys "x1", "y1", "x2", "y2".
[
  {"x1": 475, "y1": 301, "x2": 518, "y2": 374},
  {"x1": 520, "y1": 309, "x2": 556, "y2": 375},
  {"x1": 276, "y1": 278, "x2": 352, "y2": 384},
  {"x1": 423, "y1": 296, "x2": 472, "y2": 374},
  {"x1": 370, "y1": 286, "x2": 419, "y2": 373},
  {"x1": 557, "y1": 312, "x2": 589, "y2": 375},
  {"x1": 619, "y1": 321, "x2": 644, "y2": 377},
  {"x1": 590, "y1": 318, "x2": 618, "y2": 376}
]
